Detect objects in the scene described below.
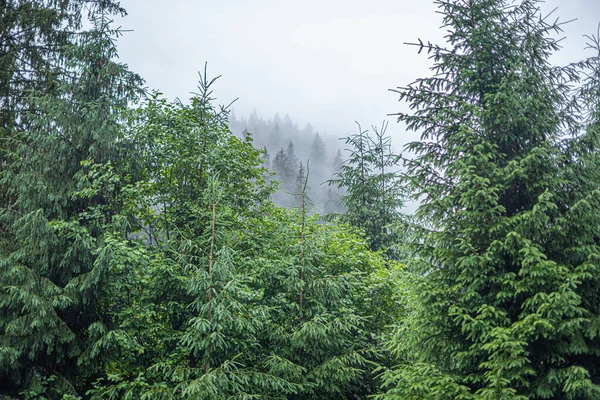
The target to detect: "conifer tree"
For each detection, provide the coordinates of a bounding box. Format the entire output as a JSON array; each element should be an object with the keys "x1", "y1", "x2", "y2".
[
  {"x1": 0, "y1": 2, "x2": 143, "y2": 396},
  {"x1": 286, "y1": 141, "x2": 299, "y2": 177},
  {"x1": 0, "y1": 0, "x2": 82, "y2": 154},
  {"x1": 86, "y1": 71, "x2": 280, "y2": 399},
  {"x1": 329, "y1": 122, "x2": 405, "y2": 257},
  {"x1": 153, "y1": 177, "x2": 286, "y2": 398},
  {"x1": 296, "y1": 162, "x2": 306, "y2": 190},
  {"x1": 310, "y1": 132, "x2": 327, "y2": 165},
  {"x1": 255, "y1": 175, "x2": 375, "y2": 399},
  {"x1": 332, "y1": 149, "x2": 343, "y2": 174},
  {"x1": 378, "y1": 1, "x2": 600, "y2": 399},
  {"x1": 268, "y1": 121, "x2": 283, "y2": 149},
  {"x1": 273, "y1": 147, "x2": 291, "y2": 182}
]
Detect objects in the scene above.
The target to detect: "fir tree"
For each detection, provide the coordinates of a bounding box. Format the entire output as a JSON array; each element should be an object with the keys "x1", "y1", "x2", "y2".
[
  {"x1": 0, "y1": 2, "x2": 143, "y2": 396},
  {"x1": 268, "y1": 121, "x2": 283, "y2": 149},
  {"x1": 378, "y1": 1, "x2": 600, "y2": 399},
  {"x1": 292, "y1": 161, "x2": 311, "y2": 209},
  {"x1": 255, "y1": 183, "x2": 375, "y2": 399},
  {"x1": 328, "y1": 122, "x2": 405, "y2": 257},
  {"x1": 86, "y1": 70, "x2": 279, "y2": 399},
  {"x1": 296, "y1": 162, "x2": 306, "y2": 188}
]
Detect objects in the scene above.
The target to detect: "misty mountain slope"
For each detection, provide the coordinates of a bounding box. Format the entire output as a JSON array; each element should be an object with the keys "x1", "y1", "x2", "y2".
[{"x1": 229, "y1": 111, "x2": 345, "y2": 212}]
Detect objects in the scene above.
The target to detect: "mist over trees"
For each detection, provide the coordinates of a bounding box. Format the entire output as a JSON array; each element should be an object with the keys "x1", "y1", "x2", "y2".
[
  {"x1": 229, "y1": 112, "x2": 346, "y2": 212},
  {"x1": 1, "y1": 0, "x2": 600, "y2": 399}
]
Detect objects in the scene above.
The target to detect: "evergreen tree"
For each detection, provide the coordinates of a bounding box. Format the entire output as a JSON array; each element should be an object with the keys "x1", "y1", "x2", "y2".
[
  {"x1": 0, "y1": 2, "x2": 143, "y2": 397},
  {"x1": 0, "y1": 0, "x2": 81, "y2": 154},
  {"x1": 273, "y1": 147, "x2": 292, "y2": 182},
  {"x1": 86, "y1": 71, "x2": 280, "y2": 399},
  {"x1": 268, "y1": 121, "x2": 282, "y2": 149},
  {"x1": 286, "y1": 140, "x2": 299, "y2": 176},
  {"x1": 304, "y1": 123, "x2": 314, "y2": 136},
  {"x1": 263, "y1": 145, "x2": 271, "y2": 169},
  {"x1": 328, "y1": 122, "x2": 405, "y2": 257},
  {"x1": 332, "y1": 149, "x2": 343, "y2": 174},
  {"x1": 83, "y1": 73, "x2": 398, "y2": 399},
  {"x1": 378, "y1": 1, "x2": 600, "y2": 399},
  {"x1": 292, "y1": 161, "x2": 310, "y2": 208},
  {"x1": 296, "y1": 162, "x2": 306, "y2": 188},
  {"x1": 310, "y1": 132, "x2": 327, "y2": 165},
  {"x1": 252, "y1": 189, "x2": 377, "y2": 399}
]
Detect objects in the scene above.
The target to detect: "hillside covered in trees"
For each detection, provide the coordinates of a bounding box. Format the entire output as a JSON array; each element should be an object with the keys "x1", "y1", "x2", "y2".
[
  {"x1": 1, "y1": 1, "x2": 600, "y2": 399},
  {"x1": 228, "y1": 111, "x2": 347, "y2": 212}
]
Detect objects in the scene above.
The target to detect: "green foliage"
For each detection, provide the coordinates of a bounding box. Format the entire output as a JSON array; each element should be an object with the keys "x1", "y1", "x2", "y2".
[
  {"x1": 80, "y1": 71, "x2": 401, "y2": 398},
  {"x1": 328, "y1": 122, "x2": 406, "y2": 258},
  {"x1": 243, "y1": 205, "x2": 387, "y2": 399},
  {"x1": 378, "y1": 1, "x2": 600, "y2": 399},
  {"x1": 0, "y1": 2, "x2": 143, "y2": 397}
]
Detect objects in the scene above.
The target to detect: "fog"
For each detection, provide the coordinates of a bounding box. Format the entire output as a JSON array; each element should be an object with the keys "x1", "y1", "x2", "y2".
[{"x1": 114, "y1": 0, "x2": 600, "y2": 210}]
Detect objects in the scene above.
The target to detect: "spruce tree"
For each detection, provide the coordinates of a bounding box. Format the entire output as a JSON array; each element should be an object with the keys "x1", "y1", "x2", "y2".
[
  {"x1": 378, "y1": 1, "x2": 600, "y2": 398},
  {"x1": 310, "y1": 132, "x2": 327, "y2": 165},
  {"x1": 328, "y1": 122, "x2": 405, "y2": 257},
  {"x1": 273, "y1": 147, "x2": 291, "y2": 182},
  {"x1": 0, "y1": 2, "x2": 143, "y2": 396},
  {"x1": 268, "y1": 121, "x2": 283, "y2": 149},
  {"x1": 253, "y1": 182, "x2": 375, "y2": 399},
  {"x1": 86, "y1": 71, "x2": 281, "y2": 399},
  {"x1": 286, "y1": 141, "x2": 299, "y2": 178}
]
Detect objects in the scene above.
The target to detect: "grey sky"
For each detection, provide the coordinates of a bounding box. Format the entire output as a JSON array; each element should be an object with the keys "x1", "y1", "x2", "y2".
[{"x1": 115, "y1": 0, "x2": 600, "y2": 147}]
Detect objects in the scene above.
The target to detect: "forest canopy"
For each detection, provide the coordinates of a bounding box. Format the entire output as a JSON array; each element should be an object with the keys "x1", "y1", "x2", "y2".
[{"x1": 1, "y1": 0, "x2": 600, "y2": 399}]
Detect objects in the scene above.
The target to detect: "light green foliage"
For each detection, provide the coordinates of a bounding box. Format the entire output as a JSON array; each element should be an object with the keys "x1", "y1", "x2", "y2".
[
  {"x1": 378, "y1": 1, "x2": 600, "y2": 399},
  {"x1": 14, "y1": 1, "x2": 600, "y2": 398},
  {"x1": 86, "y1": 71, "x2": 279, "y2": 399},
  {"x1": 80, "y1": 67, "x2": 401, "y2": 399},
  {"x1": 242, "y1": 205, "x2": 393, "y2": 399}
]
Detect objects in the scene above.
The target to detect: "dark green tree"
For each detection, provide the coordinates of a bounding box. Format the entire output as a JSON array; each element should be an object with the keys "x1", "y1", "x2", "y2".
[
  {"x1": 377, "y1": 1, "x2": 600, "y2": 399},
  {"x1": 0, "y1": 2, "x2": 143, "y2": 397},
  {"x1": 273, "y1": 147, "x2": 292, "y2": 182},
  {"x1": 0, "y1": 0, "x2": 83, "y2": 168}
]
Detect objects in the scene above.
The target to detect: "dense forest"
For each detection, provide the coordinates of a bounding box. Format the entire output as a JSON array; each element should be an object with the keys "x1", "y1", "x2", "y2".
[
  {"x1": 228, "y1": 111, "x2": 348, "y2": 212},
  {"x1": 1, "y1": 0, "x2": 600, "y2": 399}
]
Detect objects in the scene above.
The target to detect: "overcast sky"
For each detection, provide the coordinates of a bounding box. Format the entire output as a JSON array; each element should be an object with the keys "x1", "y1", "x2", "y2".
[{"x1": 115, "y1": 0, "x2": 600, "y2": 148}]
